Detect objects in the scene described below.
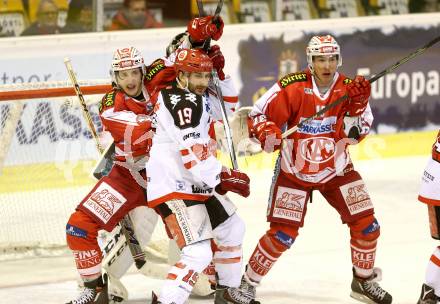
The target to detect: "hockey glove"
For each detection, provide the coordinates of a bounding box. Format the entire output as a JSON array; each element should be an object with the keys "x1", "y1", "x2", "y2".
[
  {"x1": 345, "y1": 75, "x2": 371, "y2": 116},
  {"x1": 252, "y1": 120, "x2": 282, "y2": 153},
  {"x1": 215, "y1": 167, "x2": 250, "y2": 198},
  {"x1": 207, "y1": 45, "x2": 225, "y2": 80},
  {"x1": 135, "y1": 114, "x2": 154, "y2": 153},
  {"x1": 187, "y1": 16, "x2": 224, "y2": 43}
]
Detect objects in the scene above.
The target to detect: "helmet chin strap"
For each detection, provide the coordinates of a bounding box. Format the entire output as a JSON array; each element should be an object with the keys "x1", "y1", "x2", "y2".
[{"x1": 176, "y1": 74, "x2": 189, "y2": 91}]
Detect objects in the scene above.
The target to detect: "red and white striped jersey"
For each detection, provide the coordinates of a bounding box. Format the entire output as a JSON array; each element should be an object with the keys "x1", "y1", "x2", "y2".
[
  {"x1": 99, "y1": 58, "x2": 176, "y2": 163},
  {"x1": 250, "y1": 69, "x2": 373, "y2": 185}
]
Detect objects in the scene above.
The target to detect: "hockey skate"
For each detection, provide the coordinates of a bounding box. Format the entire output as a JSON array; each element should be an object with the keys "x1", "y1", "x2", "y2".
[
  {"x1": 214, "y1": 275, "x2": 260, "y2": 304},
  {"x1": 106, "y1": 273, "x2": 127, "y2": 303},
  {"x1": 417, "y1": 283, "x2": 438, "y2": 304},
  {"x1": 67, "y1": 274, "x2": 109, "y2": 304},
  {"x1": 215, "y1": 286, "x2": 260, "y2": 304},
  {"x1": 350, "y1": 268, "x2": 392, "y2": 304}
]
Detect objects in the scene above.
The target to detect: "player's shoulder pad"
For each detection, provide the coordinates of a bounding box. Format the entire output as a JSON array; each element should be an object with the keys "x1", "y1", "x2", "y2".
[
  {"x1": 343, "y1": 77, "x2": 353, "y2": 85},
  {"x1": 278, "y1": 72, "x2": 308, "y2": 88},
  {"x1": 161, "y1": 86, "x2": 203, "y2": 129},
  {"x1": 145, "y1": 59, "x2": 166, "y2": 81},
  {"x1": 99, "y1": 89, "x2": 118, "y2": 113}
]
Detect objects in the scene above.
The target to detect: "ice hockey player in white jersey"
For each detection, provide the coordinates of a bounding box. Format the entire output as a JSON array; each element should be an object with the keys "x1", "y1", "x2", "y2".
[
  {"x1": 146, "y1": 48, "x2": 252, "y2": 304},
  {"x1": 90, "y1": 15, "x2": 229, "y2": 303},
  {"x1": 417, "y1": 131, "x2": 440, "y2": 304}
]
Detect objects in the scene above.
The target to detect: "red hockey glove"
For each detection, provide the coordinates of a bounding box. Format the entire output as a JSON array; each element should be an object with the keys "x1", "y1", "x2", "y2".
[
  {"x1": 187, "y1": 16, "x2": 224, "y2": 43},
  {"x1": 215, "y1": 167, "x2": 250, "y2": 198},
  {"x1": 134, "y1": 114, "x2": 154, "y2": 153},
  {"x1": 345, "y1": 75, "x2": 371, "y2": 116},
  {"x1": 252, "y1": 120, "x2": 282, "y2": 153},
  {"x1": 207, "y1": 45, "x2": 225, "y2": 80}
]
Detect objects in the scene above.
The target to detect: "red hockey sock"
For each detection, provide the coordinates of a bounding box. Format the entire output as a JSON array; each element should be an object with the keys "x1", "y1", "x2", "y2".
[
  {"x1": 246, "y1": 232, "x2": 288, "y2": 283},
  {"x1": 351, "y1": 238, "x2": 376, "y2": 278}
]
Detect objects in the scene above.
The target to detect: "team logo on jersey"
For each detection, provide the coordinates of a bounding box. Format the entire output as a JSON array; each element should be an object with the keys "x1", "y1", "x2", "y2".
[
  {"x1": 99, "y1": 90, "x2": 116, "y2": 112},
  {"x1": 83, "y1": 183, "x2": 126, "y2": 224},
  {"x1": 191, "y1": 185, "x2": 213, "y2": 194},
  {"x1": 183, "y1": 132, "x2": 200, "y2": 141},
  {"x1": 185, "y1": 93, "x2": 198, "y2": 105},
  {"x1": 298, "y1": 137, "x2": 336, "y2": 164},
  {"x1": 423, "y1": 170, "x2": 435, "y2": 182},
  {"x1": 169, "y1": 94, "x2": 182, "y2": 109},
  {"x1": 343, "y1": 78, "x2": 353, "y2": 85},
  {"x1": 304, "y1": 87, "x2": 313, "y2": 95},
  {"x1": 272, "y1": 186, "x2": 307, "y2": 222},
  {"x1": 298, "y1": 116, "x2": 337, "y2": 135},
  {"x1": 340, "y1": 180, "x2": 373, "y2": 215},
  {"x1": 145, "y1": 59, "x2": 165, "y2": 81},
  {"x1": 176, "y1": 180, "x2": 186, "y2": 191},
  {"x1": 279, "y1": 72, "x2": 307, "y2": 88}
]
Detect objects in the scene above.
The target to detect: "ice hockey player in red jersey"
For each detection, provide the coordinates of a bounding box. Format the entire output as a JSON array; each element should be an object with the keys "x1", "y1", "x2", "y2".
[
  {"x1": 65, "y1": 46, "x2": 175, "y2": 304},
  {"x1": 417, "y1": 131, "x2": 440, "y2": 304},
  {"x1": 231, "y1": 35, "x2": 393, "y2": 304},
  {"x1": 146, "y1": 48, "x2": 251, "y2": 304}
]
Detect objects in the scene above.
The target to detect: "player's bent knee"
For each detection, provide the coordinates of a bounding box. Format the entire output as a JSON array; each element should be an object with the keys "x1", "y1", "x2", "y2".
[
  {"x1": 214, "y1": 213, "x2": 245, "y2": 245},
  {"x1": 181, "y1": 240, "x2": 213, "y2": 271},
  {"x1": 268, "y1": 223, "x2": 298, "y2": 251},
  {"x1": 349, "y1": 215, "x2": 380, "y2": 244},
  {"x1": 66, "y1": 210, "x2": 100, "y2": 250}
]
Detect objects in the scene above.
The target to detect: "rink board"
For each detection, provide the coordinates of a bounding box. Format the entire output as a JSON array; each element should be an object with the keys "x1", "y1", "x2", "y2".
[{"x1": 0, "y1": 130, "x2": 436, "y2": 194}]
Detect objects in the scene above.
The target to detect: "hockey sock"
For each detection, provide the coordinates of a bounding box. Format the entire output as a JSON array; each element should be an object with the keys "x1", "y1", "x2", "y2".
[
  {"x1": 213, "y1": 213, "x2": 245, "y2": 288},
  {"x1": 66, "y1": 210, "x2": 102, "y2": 280},
  {"x1": 159, "y1": 240, "x2": 212, "y2": 304},
  {"x1": 202, "y1": 261, "x2": 216, "y2": 286},
  {"x1": 246, "y1": 232, "x2": 288, "y2": 283},
  {"x1": 426, "y1": 246, "x2": 440, "y2": 297},
  {"x1": 350, "y1": 238, "x2": 376, "y2": 278},
  {"x1": 73, "y1": 249, "x2": 103, "y2": 280}
]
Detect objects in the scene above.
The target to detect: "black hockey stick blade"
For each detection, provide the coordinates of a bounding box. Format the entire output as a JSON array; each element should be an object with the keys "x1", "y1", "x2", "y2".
[{"x1": 282, "y1": 34, "x2": 440, "y2": 138}]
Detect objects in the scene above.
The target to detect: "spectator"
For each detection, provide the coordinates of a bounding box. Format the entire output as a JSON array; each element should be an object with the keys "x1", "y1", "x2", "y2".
[
  {"x1": 62, "y1": 0, "x2": 93, "y2": 33},
  {"x1": 409, "y1": 0, "x2": 439, "y2": 12},
  {"x1": 108, "y1": 0, "x2": 162, "y2": 31},
  {"x1": 21, "y1": 0, "x2": 62, "y2": 36}
]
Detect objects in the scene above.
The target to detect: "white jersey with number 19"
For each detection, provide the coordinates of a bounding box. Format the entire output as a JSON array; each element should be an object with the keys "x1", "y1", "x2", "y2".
[{"x1": 146, "y1": 79, "x2": 236, "y2": 208}]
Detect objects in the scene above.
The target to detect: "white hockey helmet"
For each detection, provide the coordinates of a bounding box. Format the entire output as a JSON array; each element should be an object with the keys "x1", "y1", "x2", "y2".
[
  {"x1": 306, "y1": 35, "x2": 342, "y2": 72},
  {"x1": 110, "y1": 46, "x2": 146, "y2": 87}
]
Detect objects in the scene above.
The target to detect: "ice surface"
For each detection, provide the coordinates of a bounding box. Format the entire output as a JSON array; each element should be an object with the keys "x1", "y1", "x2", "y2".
[{"x1": 0, "y1": 155, "x2": 434, "y2": 303}]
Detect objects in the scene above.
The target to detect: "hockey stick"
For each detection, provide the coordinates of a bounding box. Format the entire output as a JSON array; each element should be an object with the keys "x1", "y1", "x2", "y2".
[
  {"x1": 282, "y1": 34, "x2": 440, "y2": 139},
  {"x1": 197, "y1": 0, "x2": 238, "y2": 169},
  {"x1": 64, "y1": 58, "x2": 147, "y2": 269}
]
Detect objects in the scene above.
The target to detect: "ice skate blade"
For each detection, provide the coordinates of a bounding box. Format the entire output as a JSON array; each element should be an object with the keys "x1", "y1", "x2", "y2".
[{"x1": 350, "y1": 291, "x2": 378, "y2": 304}]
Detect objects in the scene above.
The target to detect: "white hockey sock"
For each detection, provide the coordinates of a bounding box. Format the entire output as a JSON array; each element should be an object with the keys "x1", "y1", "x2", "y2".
[
  {"x1": 426, "y1": 246, "x2": 440, "y2": 297},
  {"x1": 159, "y1": 240, "x2": 212, "y2": 304},
  {"x1": 214, "y1": 245, "x2": 242, "y2": 287},
  {"x1": 213, "y1": 214, "x2": 245, "y2": 287}
]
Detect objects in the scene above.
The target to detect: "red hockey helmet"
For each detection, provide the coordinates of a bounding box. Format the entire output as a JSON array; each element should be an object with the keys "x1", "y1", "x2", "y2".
[{"x1": 174, "y1": 49, "x2": 213, "y2": 74}]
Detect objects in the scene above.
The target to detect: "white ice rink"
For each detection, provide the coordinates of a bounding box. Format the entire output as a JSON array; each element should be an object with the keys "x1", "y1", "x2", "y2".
[{"x1": 0, "y1": 155, "x2": 435, "y2": 303}]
